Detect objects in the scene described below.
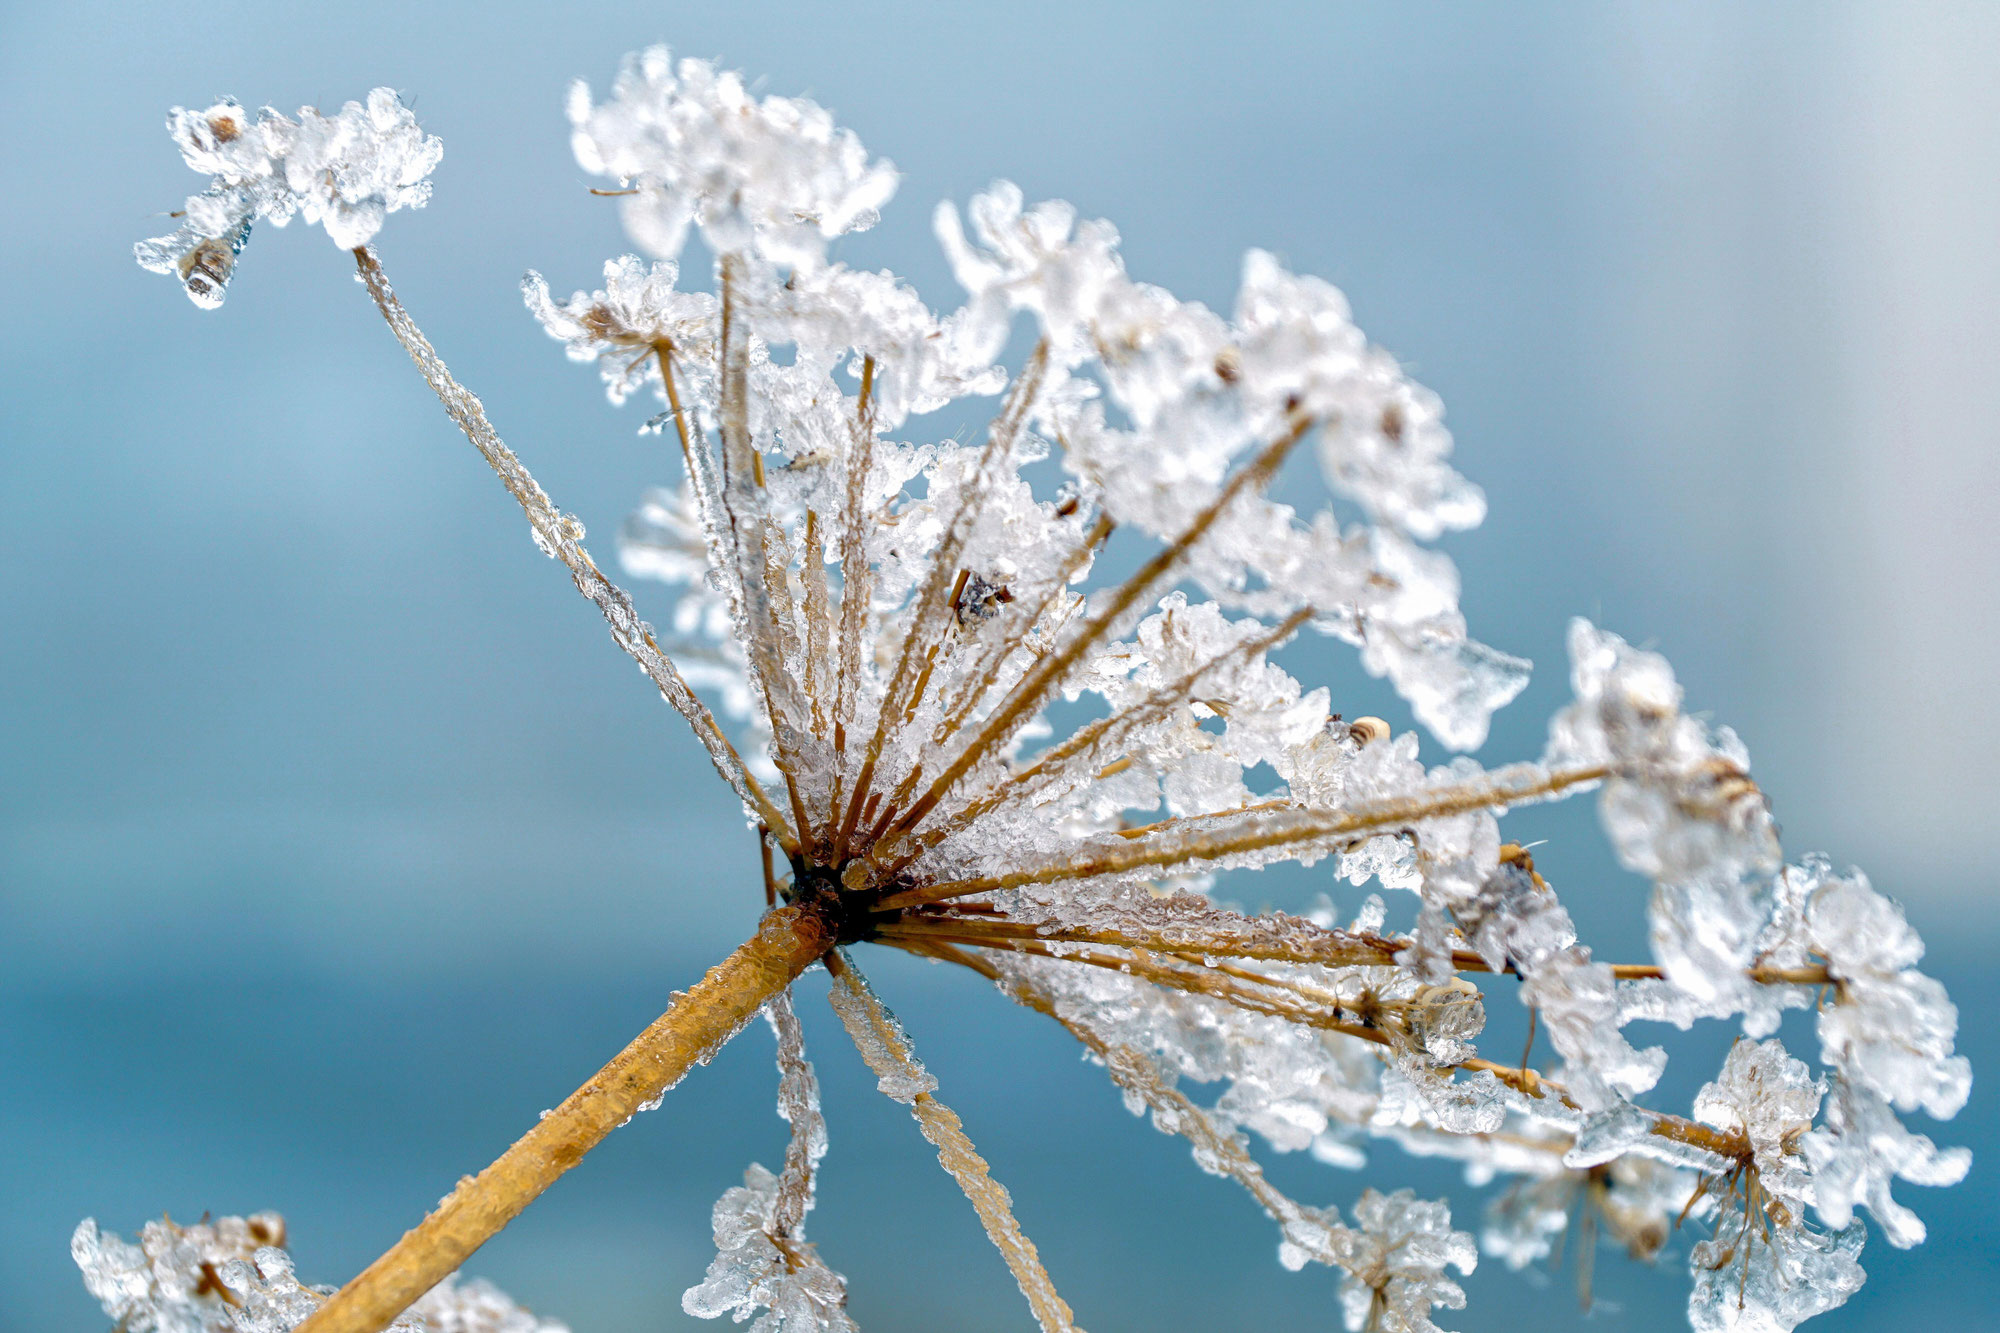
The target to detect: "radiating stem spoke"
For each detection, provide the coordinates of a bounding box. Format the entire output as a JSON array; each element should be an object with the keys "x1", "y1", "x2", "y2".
[
  {"x1": 351, "y1": 246, "x2": 796, "y2": 851},
  {"x1": 827, "y1": 953, "x2": 1083, "y2": 1333}
]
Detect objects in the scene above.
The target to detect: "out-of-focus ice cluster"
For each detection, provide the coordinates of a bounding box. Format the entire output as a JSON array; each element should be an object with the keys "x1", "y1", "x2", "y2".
[
  {"x1": 73, "y1": 1214, "x2": 564, "y2": 1333},
  {"x1": 136, "y1": 89, "x2": 441, "y2": 306},
  {"x1": 122, "y1": 44, "x2": 1971, "y2": 1333}
]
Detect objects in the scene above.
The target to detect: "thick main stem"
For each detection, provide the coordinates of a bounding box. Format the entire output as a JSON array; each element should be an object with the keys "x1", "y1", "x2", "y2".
[{"x1": 295, "y1": 904, "x2": 836, "y2": 1333}]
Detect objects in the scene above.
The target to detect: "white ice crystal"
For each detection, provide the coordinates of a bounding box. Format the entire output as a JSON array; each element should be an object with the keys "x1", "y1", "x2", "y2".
[
  {"x1": 568, "y1": 47, "x2": 897, "y2": 270},
  {"x1": 1679, "y1": 1040, "x2": 1870, "y2": 1333},
  {"x1": 523, "y1": 256, "x2": 719, "y2": 406},
  {"x1": 1336, "y1": 1188, "x2": 1476, "y2": 1333},
  {"x1": 136, "y1": 90, "x2": 441, "y2": 306},
  {"x1": 1802, "y1": 1075, "x2": 1969, "y2": 1247},
  {"x1": 119, "y1": 46, "x2": 1972, "y2": 1333},
  {"x1": 683, "y1": 1165, "x2": 855, "y2": 1333},
  {"x1": 1692, "y1": 1040, "x2": 1820, "y2": 1212},
  {"x1": 73, "y1": 1214, "x2": 563, "y2": 1333},
  {"x1": 1549, "y1": 619, "x2": 1779, "y2": 888},
  {"x1": 1685, "y1": 1220, "x2": 1865, "y2": 1333},
  {"x1": 1799, "y1": 860, "x2": 1971, "y2": 1119}
]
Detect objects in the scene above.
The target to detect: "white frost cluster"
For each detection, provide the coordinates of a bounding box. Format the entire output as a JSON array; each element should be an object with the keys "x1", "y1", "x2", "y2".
[
  {"x1": 1336, "y1": 1188, "x2": 1477, "y2": 1333},
  {"x1": 568, "y1": 48, "x2": 897, "y2": 271},
  {"x1": 73, "y1": 1214, "x2": 564, "y2": 1333},
  {"x1": 136, "y1": 89, "x2": 441, "y2": 306},
  {"x1": 121, "y1": 46, "x2": 1971, "y2": 1333},
  {"x1": 683, "y1": 1164, "x2": 855, "y2": 1333}
]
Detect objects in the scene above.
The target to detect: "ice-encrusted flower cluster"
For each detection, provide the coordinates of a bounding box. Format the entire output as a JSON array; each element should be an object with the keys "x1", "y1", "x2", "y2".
[
  {"x1": 1337, "y1": 1188, "x2": 1477, "y2": 1333},
  {"x1": 136, "y1": 89, "x2": 441, "y2": 307},
  {"x1": 568, "y1": 47, "x2": 896, "y2": 271},
  {"x1": 118, "y1": 45, "x2": 1970, "y2": 1333},
  {"x1": 73, "y1": 1214, "x2": 564, "y2": 1333}
]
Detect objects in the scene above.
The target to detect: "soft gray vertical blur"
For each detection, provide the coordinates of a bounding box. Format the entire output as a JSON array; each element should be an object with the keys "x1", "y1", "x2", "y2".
[{"x1": 2, "y1": 3, "x2": 1995, "y2": 1331}]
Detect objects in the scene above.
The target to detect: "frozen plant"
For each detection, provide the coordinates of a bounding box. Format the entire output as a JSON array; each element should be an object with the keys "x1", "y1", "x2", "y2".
[{"x1": 98, "y1": 46, "x2": 1971, "y2": 1333}]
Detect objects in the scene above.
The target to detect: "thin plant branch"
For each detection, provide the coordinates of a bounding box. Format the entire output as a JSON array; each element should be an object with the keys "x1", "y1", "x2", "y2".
[
  {"x1": 351, "y1": 246, "x2": 796, "y2": 851},
  {"x1": 295, "y1": 903, "x2": 838, "y2": 1333},
  {"x1": 826, "y1": 953, "x2": 1082, "y2": 1333}
]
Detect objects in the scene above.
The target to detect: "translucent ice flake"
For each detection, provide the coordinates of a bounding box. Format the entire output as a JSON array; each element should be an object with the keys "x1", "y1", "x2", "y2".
[
  {"x1": 935, "y1": 181, "x2": 1126, "y2": 368},
  {"x1": 1686, "y1": 1220, "x2": 1864, "y2": 1333},
  {"x1": 1798, "y1": 858, "x2": 1970, "y2": 1119},
  {"x1": 73, "y1": 1214, "x2": 564, "y2": 1333},
  {"x1": 407, "y1": 1276, "x2": 572, "y2": 1333},
  {"x1": 283, "y1": 89, "x2": 443, "y2": 249},
  {"x1": 569, "y1": 47, "x2": 896, "y2": 270},
  {"x1": 74, "y1": 1212, "x2": 293, "y2": 1333},
  {"x1": 1802, "y1": 1075, "x2": 1969, "y2": 1247},
  {"x1": 682, "y1": 1165, "x2": 856, "y2": 1333},
  {"x1": 1233, "y1": 251, "x2": 1485, "y2": 541},
  {"x1": 1549, "y1": 620, "x2": 1779, "y2": 887},
  {"x1": 139, "y1": 88, "x2": 441, "y2": 306},
  {"x1": 1337, "y1": 1188, "x2": 1476, "y2": 1333}
]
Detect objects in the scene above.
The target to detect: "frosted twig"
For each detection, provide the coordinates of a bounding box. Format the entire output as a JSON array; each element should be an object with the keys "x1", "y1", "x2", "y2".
[
  {"x1": 826, "y1": 954, "x2": 1084, "y2": 1333},
  {"x1": 836, "y1": 343, "x2": 1049, "y2": 859},
  {"x1": 351, "y1": 246, "x2": 796, "y2": 851},
  {"x1": 766, "y1": 989, "x2": 825, "y2": 1238},
  {"x1": 880, "y1": 605, "x2": 1314, "y2": 876},
  {"x1": 882, "y1": 763, "x2": 1610, "y2": 907},
  {"x1": 295, "y1": 903, "x2": 838, "y2": 1333},
  {"x1": 996, "y1": 959, "x2": 1357, "y2": 1270},
  {"x1": 121, "y1": 56, "x2": 1970, "y2": 1333}
]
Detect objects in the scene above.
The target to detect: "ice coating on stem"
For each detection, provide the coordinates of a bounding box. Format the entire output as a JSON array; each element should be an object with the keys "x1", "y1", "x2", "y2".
[
  {"x1": 830, "y1": 957, "x2": 1081, "y2": 1333},
  {"x1": 136, "y1": 90, "x2": 441, "y2": 305},
  {"x1": 685, "y1": 990, "x2": 850, "y2": 1333}
]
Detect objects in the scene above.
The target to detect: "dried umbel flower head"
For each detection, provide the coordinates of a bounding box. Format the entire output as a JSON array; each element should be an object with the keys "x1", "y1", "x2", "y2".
[{"x1": 98, "y1": 45, "x2": 1969, "y2": 1333}]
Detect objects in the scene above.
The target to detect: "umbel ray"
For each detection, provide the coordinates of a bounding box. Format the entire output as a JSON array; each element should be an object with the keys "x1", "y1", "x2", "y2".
[{"x1": 81, "y1": 48, "x2": 1970, "y2": 1333}]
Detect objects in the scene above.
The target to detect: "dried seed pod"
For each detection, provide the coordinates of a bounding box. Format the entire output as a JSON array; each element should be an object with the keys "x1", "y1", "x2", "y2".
[{"x1": 1349, "y1": 715, "x2": 1391, "y2": 746}]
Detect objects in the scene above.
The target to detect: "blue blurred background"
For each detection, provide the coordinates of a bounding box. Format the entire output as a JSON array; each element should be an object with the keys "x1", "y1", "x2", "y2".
[{"x1": 3, "y1": 2, "x2": 1996, "y2": 1329}]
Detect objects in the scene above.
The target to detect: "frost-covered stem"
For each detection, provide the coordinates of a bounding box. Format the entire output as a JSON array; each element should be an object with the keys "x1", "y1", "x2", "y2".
[
  {"x1": 835, "y1": 343, "x2": 1050, "y2": 858},
  {"x1": 295, "y1": 903, "x2": 837, "y2": 1333},
  {"x1": 827, "y1": 954, "x2": 1082, "y2": 1333},
  {"x1": 716, "y1": 254, "x2": 815, "y2": 837},
  {"x1": 350, "y1": 247, "x2": 796, "y2": 852},
  {"x1": 920, "y1": 512, "x2": 1116, "y2": 756},
  {"x1": 882, "y1": 914, "x2": 1832, "y2": 990},
  {"x1": 825, "y1": 356, "x2": 878, "y2": 840},
  {"x1": 883, "y1": 763, "x2": 1611, "y2": 908},
  {"x1": 988, "y1": 955, "x2": 1355, "y2": 1269},
  {"x1": 908, "y1": 934, "x2": 1746, "y2": 1164}
]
